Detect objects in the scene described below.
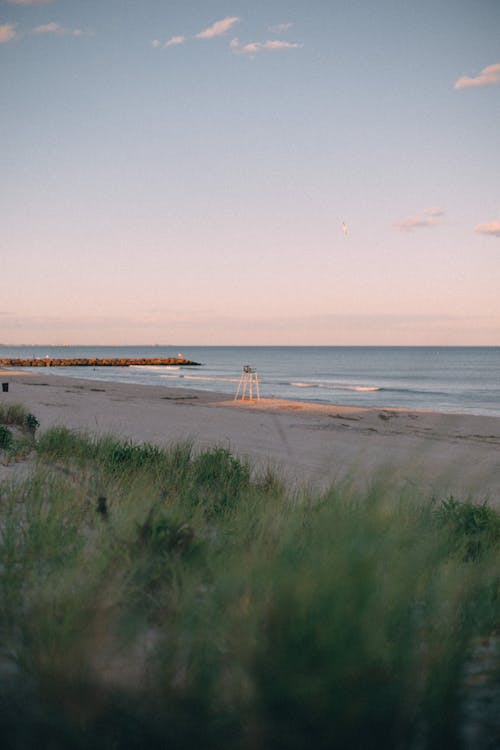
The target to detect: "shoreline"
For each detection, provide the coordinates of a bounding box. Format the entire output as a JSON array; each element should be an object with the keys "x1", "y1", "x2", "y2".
[
  {"x1": 2, "y1": 346, "x2": 499, "y2": 420},
  {"x1": 2, "y1": 367, "x2": 497, "y2": 420},
  {"x1": 2, "y1": 370, "x2": 500, "y2": 501}
]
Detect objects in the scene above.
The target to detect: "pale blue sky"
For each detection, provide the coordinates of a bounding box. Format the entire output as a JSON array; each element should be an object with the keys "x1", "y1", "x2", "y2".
[{"x1": 1, "y1": 0, "x2": 499, "y2": 344}]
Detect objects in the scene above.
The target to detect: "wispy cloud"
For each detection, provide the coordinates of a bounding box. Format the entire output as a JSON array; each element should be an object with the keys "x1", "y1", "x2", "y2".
[
  {"x1": 165, "y1": 35, "x2": 186, "y2": 48},
  {"x1": 454, "y1": 62, "x2": 500, "y2": 90},
  {"x1": 0, "y1": 22, "x2": 16, "y2": 43},
  {"x1": 151, "y1": 18, "x2": 300, "y2": 55},
  {"x1": 230, "y1": 38, "x2": 303, "y2": 55},
  {"x1": 151, "y1": 35, "x2": 186, "y2": 49},
  {"x1": 5, "y1": 0, "x2": 53, "y2": 5},
  {"x1": 422, "y1": 207, "x2": 445, "y2": 217},
  {"x1": 394, "y1": 216, "x2": 440, "y2": 231},
  {"x1": 195, "y1": 16, "x2": 240, "y2": 39},
  {"x1": 33, "y1": 21, "x2": 91, "y2": 37},
  {"x1": 475, "y1": 220, "x2": 500, "y2": 238},
  {"x1": 394, "y1": 208, "x2": 445, "y2": 231},
  {"x1": 268, "y1": 22, "x2": 294, "y2": 33}
]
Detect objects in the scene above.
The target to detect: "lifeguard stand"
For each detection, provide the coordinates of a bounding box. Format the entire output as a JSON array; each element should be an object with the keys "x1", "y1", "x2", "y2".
[{"x1": 234, "y1": 365, "x2": 260, "y2": 401}]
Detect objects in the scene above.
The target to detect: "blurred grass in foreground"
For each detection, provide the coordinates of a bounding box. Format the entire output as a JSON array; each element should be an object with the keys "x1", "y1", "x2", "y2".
[{"x1": 0, "y1": 424, "x2": 499, "y2": 749}]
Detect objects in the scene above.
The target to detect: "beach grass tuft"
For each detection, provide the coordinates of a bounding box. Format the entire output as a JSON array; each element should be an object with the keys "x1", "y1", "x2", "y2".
[
  {"x1": 0, "y1": 402, "x2": 29, "y2": 427},
  {"x1": 0, "y1": 403, "x2": 39, "y2": 459},
  {"x1": 0, "y1": 424, "x2": 13, "y2": 450},
  {"x1": 1, "y1": 425, "x2": 499, "y2": 748}
]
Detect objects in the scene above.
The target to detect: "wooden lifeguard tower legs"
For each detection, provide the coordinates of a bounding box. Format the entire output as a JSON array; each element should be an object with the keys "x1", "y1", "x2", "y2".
[{"x1": 234, "y1": 365, "x2": 260, "y2": 401}]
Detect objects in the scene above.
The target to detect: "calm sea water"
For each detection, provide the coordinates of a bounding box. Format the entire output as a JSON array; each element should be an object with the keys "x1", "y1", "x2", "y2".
[{"x1": 1, "y1": 346, "x2": 499, "y2": 417}]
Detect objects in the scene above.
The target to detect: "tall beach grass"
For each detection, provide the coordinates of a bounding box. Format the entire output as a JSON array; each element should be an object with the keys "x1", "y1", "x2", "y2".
[{"x1": 0, "y1": 423, "x2": 499, "y2": 748}]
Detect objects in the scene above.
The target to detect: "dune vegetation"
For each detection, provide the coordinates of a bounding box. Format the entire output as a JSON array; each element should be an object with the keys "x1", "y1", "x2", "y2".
[{"x1": 0, "y1": 404, "x2": 499, "y2": 748}]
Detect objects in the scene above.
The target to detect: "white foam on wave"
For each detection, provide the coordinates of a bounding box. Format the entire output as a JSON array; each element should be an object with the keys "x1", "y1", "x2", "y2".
[
  {"x1": 349, "y1": 386, "x2": 381, "y2": 392},
  {"x1": 290, "y1": 381, "x2": 381, "y2": 392},
  {"x1": 334, "y1": 385, "x2": 382, "y2": 392},
  {"x1": 160, "y1": 374, "x2": 239, "y2": 384}
]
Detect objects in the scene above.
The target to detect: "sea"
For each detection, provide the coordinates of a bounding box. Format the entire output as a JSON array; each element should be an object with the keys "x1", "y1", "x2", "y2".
[{"x1": 1, "y1": 346, "x2": 500, "y2": 418}]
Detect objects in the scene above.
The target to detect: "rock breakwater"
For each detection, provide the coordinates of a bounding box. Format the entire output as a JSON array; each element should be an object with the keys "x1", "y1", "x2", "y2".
[{"x1": 0, "y1": 357, "x2": 201, "y2": 368}]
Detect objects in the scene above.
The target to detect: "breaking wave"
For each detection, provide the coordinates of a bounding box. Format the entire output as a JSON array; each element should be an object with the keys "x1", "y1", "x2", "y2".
[
  {"x1": 290, "y1": 381, "x2": 382, "y2": 392},
  {"x1": 160, "y1": 374, "x2": 240, "y2": 384}
]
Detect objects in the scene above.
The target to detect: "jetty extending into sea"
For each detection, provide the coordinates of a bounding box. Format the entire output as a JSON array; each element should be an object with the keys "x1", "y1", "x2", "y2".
[{"x1": 0, "y1": 357, "x2": 201, "y2": 368}]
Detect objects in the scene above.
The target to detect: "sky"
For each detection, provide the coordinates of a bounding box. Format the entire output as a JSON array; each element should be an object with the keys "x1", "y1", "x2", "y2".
[{"x1": 1, "y1": 0, "x2": 499, "y2": 345}]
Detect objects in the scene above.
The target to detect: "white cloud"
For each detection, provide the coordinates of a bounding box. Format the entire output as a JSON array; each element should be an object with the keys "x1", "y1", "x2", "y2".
[
  {"x1": 165, "y1": 35, "x2": 186, "y2": 48},
  {"x1": 422, "y1": 206, "x2": 445, "y2": 217},
  {"x1": 231, "y1": 38, "x2": 303, "y2": 55},
  {"x1": 394, "y1": 216, "x2": 440, "y2": 231},
  {"x1": 268, "y1": 22, "x2": 294, "y2": 33},
  {"x1": 33, "y1": 21, "x2": 90, "y2": 36},
  {"x1": 230, "y1": 37, "x2": 255, "y2": 53},
  {"x1": 475, "y1": 220, "x2": 500, "y2": 238},
  {"x1": 0, "y1": 22, "x2": 16, "y2": 43},
  {"x1": 5, "y1": 0, "x2": 53, "y2": 5},
  {"x1": 151, "y1": 39, "x2": 161, "y2": 48},
  {"x1": 454, "y1": 62, "x2": 500, "y2": 90},
  {"x1": 394, "y1": 208, "x2": 445, "y2": 231},
  {"x1": 195, "y1": 16, "x2": 240, "y2": 39},
  {"x1": 261, "y1": 40, "x2": 302, "y2": 51}
]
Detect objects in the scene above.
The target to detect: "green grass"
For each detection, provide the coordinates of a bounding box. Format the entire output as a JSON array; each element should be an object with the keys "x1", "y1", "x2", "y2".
[
  {"x1": 0, "y1": 403, "x2": 39, "y2": 460},
  {"x1": 0, "y1": 425, "x2": 499, "y2": 748},
  {"x1": 0, "y1": 402, "x2": 29, "y2": 427},
  {"x1": 0, "y1": 424, "x2": 13, "y2": 450}
]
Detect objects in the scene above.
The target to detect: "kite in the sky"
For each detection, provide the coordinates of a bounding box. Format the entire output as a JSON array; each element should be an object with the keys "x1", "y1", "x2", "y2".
[{"x1": 341, "y1": 222, "x2": 348, "y2": 237}]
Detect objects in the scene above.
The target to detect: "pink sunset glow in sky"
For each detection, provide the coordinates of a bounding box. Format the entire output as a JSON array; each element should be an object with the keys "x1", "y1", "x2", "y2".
[{"x1": 1, "y1": 0, "x2": 499, "y2": 345}]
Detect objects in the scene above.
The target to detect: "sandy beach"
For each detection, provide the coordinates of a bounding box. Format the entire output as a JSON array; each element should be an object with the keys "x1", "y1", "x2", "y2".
[{"x1": 1, "y1": 369, "x2": 500, "y2": 502}]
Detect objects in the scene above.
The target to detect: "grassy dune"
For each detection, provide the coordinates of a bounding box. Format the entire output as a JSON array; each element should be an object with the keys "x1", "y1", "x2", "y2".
[{"x1": 1, "y1": 405, "x2": 499, "y2": 748}]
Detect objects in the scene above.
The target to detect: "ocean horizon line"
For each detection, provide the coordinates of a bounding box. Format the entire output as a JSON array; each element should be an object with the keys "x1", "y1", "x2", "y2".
[{"x1": 2, "y1": 344, "x2": 499, "y2": 349}]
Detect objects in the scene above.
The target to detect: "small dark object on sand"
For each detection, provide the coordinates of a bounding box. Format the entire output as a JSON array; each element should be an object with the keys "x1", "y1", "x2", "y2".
[{"x1": 96, "y1": 496, "x2": 108, "y2": 520}]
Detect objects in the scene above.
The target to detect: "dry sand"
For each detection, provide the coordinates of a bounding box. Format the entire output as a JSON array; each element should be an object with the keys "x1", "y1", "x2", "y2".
[{"x1": 1, "y1": 369, "x2": 500, "y2": 502}]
